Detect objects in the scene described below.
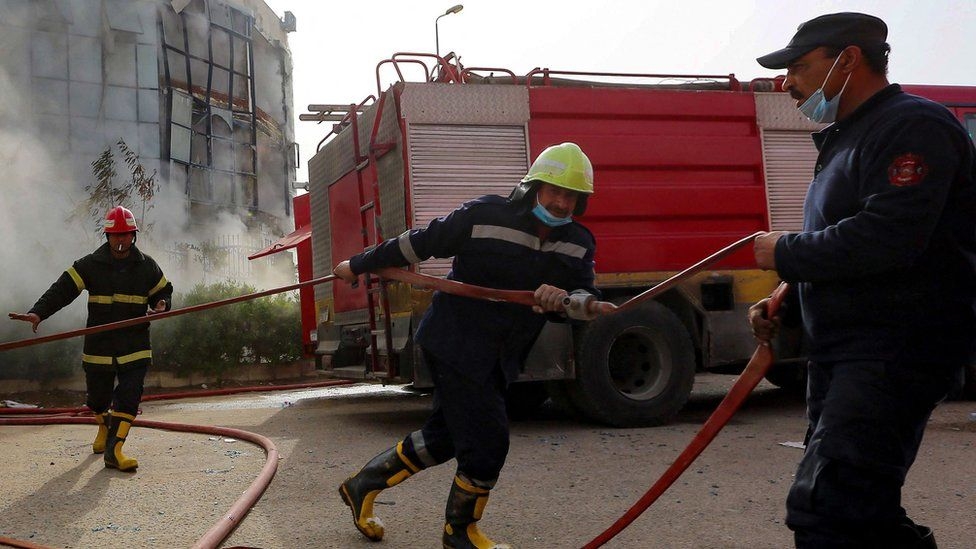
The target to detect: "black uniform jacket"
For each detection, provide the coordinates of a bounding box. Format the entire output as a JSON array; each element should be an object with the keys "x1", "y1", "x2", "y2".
[
  {"x1": 30, "y1": 243, "x2": 173, "y2": 371},
  {"x1": 775, "y1": 84, "x2": 976, "y2": 366},
  {"x1": 350, "y1": 195, "x2": 598, "y2": 383}
]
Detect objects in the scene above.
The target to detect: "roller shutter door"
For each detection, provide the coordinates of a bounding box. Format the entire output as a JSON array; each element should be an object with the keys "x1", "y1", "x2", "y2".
[
  {"x1": 760, "y1": 130, "x2": 818, "y2": 231},
  {"x1": 407, "y1": 124, "x2": 528, "y2": 276}
]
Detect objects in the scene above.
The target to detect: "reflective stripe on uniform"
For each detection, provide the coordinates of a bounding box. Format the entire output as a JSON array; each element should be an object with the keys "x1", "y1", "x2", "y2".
[
  {"x1": 397, "y1": 231, "x2": 422, "y2": 264},
  {"x1": 148, "y1": 276, "x2": 169, "y2": 297},
  {"x1": 82, "y1": 349, "x2": 151, "y2": 365},
  {"x1": 409, "y1": 430, "x2": 438, "y2": 468},
  {"x1": 118, "y1": 350, "x2": 151, "y2": 363},
  {"x1": 540, "y1": 240, "x2": 587, "y2": 259},
  {"x1": 88, "y1": 294, "x2": 149, "y2": 305},
  {"x1": 472, "y1": 225, "x2": 538, "y2": 249},
  {"x1": 67, "y1": 267, "x2": 85, "y2": 292},
  {"x1": 82, "y1": 354, "x2": 114, "y2": 365},
  {"x1": 471, "y1": 224, "x2": 587, "y2": 259}
]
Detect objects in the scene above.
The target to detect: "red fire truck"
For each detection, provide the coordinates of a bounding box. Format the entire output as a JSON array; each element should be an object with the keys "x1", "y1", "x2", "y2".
[{"x1": 271, "y1": 53, "x2": 976, "y2": 426}]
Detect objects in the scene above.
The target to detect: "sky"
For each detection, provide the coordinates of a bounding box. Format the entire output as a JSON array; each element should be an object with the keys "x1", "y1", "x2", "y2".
[{"x1": 262, "y1": 0, "x2": 975, "y2": 184}]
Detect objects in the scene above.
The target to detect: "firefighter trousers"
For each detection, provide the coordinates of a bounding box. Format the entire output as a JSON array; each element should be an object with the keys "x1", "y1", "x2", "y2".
[
  {"x1": 412, "y1": 349, "x2": 510, "y2": 484},
  {"x1": 786, "y1": 359, "x2": 954, "y2": 547},
  {"x1": 84, "y1": 362, "x2": 147, "y2": 417}
]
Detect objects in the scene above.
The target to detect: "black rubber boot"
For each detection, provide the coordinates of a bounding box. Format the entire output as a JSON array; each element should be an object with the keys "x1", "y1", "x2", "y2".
[
  {"x1": 897, "y1": 522, "x2": 937, "y2": 549},
  {"x1": 91, "y1": 411, "x2": 109, "y2": 454},
  {"x1": 104, "y1": 412, "x2": 138, "y2": 471},
  {"x1": 339, "y1": 441, "x2": 421, "y2": 541},
  {"x1": 442, "y1": 474, "x2": 511, "y2": 549},
  {"x1": 916, "y1": 526, "x2": 938, "y2": 549}
]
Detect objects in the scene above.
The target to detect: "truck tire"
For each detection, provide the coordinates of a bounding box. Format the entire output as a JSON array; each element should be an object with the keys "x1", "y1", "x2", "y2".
[{"x1": 571, "y1": 301, "x2": 696, "y2": 427}]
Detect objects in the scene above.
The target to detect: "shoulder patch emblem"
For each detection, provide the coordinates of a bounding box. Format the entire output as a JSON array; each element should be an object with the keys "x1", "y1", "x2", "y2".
[{"x1": 887, "y1": 153, "x2": 928, "y2": 187}]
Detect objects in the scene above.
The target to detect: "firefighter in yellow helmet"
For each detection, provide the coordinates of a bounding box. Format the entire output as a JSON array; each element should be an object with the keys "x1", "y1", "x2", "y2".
[
  {"x1": 8, "y1": 206, "x2": 173, "y2": 472},
  {"x1": 333, "y1": 143, "x2": 606, "y2": 548}
]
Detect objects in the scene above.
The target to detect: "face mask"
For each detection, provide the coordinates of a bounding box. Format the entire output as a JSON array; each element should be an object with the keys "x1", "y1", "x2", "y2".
[
  {"x1": 797, "y1": 54, "x2": 851, "y2": 124},
  {"x1": 532, "y1": 199, "x2": 573, "y2": 227}
]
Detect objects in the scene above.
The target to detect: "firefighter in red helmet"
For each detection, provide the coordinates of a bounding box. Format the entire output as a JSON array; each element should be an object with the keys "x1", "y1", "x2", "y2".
[{"x1": 8, "y1": 206, "x2": 173, "y2": 472}]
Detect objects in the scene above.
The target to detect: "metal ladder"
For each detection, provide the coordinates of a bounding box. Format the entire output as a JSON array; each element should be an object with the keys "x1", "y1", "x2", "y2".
[{"x1": 349, "y1": 91, "x2": 397, "y2": 380}]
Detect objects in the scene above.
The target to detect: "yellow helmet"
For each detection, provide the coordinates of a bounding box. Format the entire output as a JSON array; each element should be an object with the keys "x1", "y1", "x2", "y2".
[{"x1": 520, "y1": 142, "x2": 594, "y2": 194}]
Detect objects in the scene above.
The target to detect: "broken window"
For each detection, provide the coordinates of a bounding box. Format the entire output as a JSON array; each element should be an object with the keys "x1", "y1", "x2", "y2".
[{"x1": 160, "y1": 0, "x2": 257, "y2": 209}]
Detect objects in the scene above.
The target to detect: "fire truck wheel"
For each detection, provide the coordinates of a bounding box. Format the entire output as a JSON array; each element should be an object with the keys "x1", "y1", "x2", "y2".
[
  {"x1": 505, "y1": 381, "x2": 551, "y2": 420},
  {"x1": 571, "y1": 301, "x2": 695, "y2": 427}
]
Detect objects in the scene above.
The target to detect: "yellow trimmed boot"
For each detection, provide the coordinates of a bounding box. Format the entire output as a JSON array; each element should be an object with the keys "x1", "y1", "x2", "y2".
[
  {"x1": 339, "y1": 441, "x2": 421, "y2": 541},
  {"x1": 91, "y1": 411, "x2": 109, "y2": 454},
  {"x1": 104, "y1": 412, "x2": 138, "y2": 472},
  {"x1": 442, "y1": 474, "x2": 511, "y2": 549}
]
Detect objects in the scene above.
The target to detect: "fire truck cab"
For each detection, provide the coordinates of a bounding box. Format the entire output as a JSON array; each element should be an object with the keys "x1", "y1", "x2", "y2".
[{"x1": 294, "y1": 53, "x2": 976, "y2": 426}]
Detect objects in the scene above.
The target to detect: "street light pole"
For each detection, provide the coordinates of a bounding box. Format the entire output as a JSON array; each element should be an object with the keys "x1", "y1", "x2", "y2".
[{"x1": 435, "y1": 4, "x2": 463, "y2": 58}]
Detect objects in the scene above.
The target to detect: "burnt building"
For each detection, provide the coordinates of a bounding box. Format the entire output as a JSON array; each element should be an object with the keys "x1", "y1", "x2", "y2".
[{"x1": 0, "y1": 0, "x2": 298, "y2": 279}]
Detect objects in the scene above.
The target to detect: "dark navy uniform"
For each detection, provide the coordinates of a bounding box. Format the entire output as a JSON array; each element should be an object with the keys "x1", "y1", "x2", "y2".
[
  {"x1": 774, "y1": 84, "x2": 976, "y2": 545},
  {"x1": 349, "y1": 194, "x2": 597, "y2": 482},
  {"x1": 29, "y1": 243, "x2": 173, "y2": 416}
]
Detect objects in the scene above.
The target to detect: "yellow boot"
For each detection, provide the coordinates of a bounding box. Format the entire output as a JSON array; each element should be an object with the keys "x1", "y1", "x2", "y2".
[
  {"x1": 104, "y1": 412, "x2": 138, "y2": 472},
  {"x1": 91, "y1": 411, "x2": 109, "y2": 454},
  {"x1": 442, "y1": 474, "x2": 511, "y2": 549},
  {"x1": 338, "y1": 441, "x2": 421, "y2": 541}
]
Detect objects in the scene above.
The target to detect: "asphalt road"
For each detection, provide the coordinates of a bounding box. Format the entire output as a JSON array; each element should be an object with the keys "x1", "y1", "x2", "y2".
[{"x1": 0, "y1": 374, "x2": 972, "y2": 548}]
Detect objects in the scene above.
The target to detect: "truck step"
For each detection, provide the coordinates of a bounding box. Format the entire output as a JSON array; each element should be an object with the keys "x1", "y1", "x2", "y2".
[{"x1": 320, "y1": 365, "x2": 390, "y2": 380}]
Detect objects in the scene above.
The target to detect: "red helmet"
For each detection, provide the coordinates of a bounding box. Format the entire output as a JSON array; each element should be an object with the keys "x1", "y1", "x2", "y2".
[{"x1": 103, "y1": 206, "x2": 139, "y2": 233}]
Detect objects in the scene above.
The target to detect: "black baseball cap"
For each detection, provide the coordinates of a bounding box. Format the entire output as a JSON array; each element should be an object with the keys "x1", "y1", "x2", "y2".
[{"x1": 757, "y1": 12, "x2": 888, "y2": 69}]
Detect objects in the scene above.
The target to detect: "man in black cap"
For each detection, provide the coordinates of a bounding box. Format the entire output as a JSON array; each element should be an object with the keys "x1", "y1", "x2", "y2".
[{"x1": 748, "y1": 12, "x2": 976, "y2": 549}]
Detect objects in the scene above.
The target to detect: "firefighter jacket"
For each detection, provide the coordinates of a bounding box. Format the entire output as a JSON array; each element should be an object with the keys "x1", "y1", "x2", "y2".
[
  {"x1": 29, "y1": 243, "x2": 173, "y2": 372},
  {"x1": 349, "y1": 195, "x2": 598, "y2": 383},
  {"x1": 774, "y1": 84, "x2": 976, "y2": 367}
]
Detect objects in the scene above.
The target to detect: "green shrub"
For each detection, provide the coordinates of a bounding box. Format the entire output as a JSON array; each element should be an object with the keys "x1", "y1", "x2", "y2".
[
  {"x1": 152, "y1": 281, "x2": 303, "y2": 378},
  {"x1": 0, "y1": 339, "x2": 81, "y2": 381}
]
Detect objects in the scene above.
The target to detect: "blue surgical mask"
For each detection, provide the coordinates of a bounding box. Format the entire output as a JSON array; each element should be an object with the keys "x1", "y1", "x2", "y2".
[
  {"x1": 797, "y1": 54, "x2": 851, "y2": 124},
  {"x1": 532, "y1": 199, "x2": 572, "y2": 227}
]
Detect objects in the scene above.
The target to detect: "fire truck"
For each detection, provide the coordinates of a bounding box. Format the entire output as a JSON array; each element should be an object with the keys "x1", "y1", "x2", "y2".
[{"x1": 267, "y1": 53, "x2": 976, "y2": 427}]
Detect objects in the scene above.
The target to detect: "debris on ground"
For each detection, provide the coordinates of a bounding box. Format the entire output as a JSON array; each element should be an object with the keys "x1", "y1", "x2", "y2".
[{"x1": 2, "y1": 400, "x2": 38, "y2": 409}]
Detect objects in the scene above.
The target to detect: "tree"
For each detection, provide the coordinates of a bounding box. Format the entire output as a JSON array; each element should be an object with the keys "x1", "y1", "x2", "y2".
[{"x1": 71, "y1": 139, "x2": 159, "y2": 235}]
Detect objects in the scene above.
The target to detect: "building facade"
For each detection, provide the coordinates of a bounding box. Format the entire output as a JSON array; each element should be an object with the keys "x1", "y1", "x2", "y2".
[{"x1": 0, "y1": 0, "x2": 298, "y2": 279}]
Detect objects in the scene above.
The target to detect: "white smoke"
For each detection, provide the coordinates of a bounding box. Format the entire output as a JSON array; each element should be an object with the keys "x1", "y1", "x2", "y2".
[{"x1": 0, "y1": 68, "x2": 93, "y2": 337}]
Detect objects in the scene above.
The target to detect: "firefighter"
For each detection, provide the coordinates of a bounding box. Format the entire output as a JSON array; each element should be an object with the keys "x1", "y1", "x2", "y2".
[
  {"x1": 749, "y1": 13, "x2": 976, "y2": 548},
  {"x1": 333, "y1": 143, "x2": 603, "y2": 548},
  {"x1": 8, "y1": 206, "x2": 173, "y2": 472}
]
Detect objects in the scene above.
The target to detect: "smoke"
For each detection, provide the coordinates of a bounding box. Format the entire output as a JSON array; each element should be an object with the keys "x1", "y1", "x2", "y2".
[{"x1": 0, "y1": 67, "x2": 93, "y2": 338}]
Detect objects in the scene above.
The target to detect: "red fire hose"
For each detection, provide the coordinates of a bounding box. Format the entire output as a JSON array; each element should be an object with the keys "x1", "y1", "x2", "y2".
[
  {"x1": 380, "y1": 233, "x2": 790, "y2": 547},
  {"x1": 2, "y1": 231, "x2": 759, "y2": 351},
  {"x1": 379, "y1": 231, "x2": 763, "y2": 315},
  {"x1": 614, "y1": 232, "x2": 763, "y2": 312},
  {"x1": 0, "y1": 274, "x2": 338, "y2": 353},
  {"x1": 581, "y1": 281, "x2": 789, "y2": 548},
  {"x1": 0, "y1": 379, "x2": 354, "y2": 549},
  {"x1": 0, "y1": 414, "x2": 280, "y2": 549}
]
